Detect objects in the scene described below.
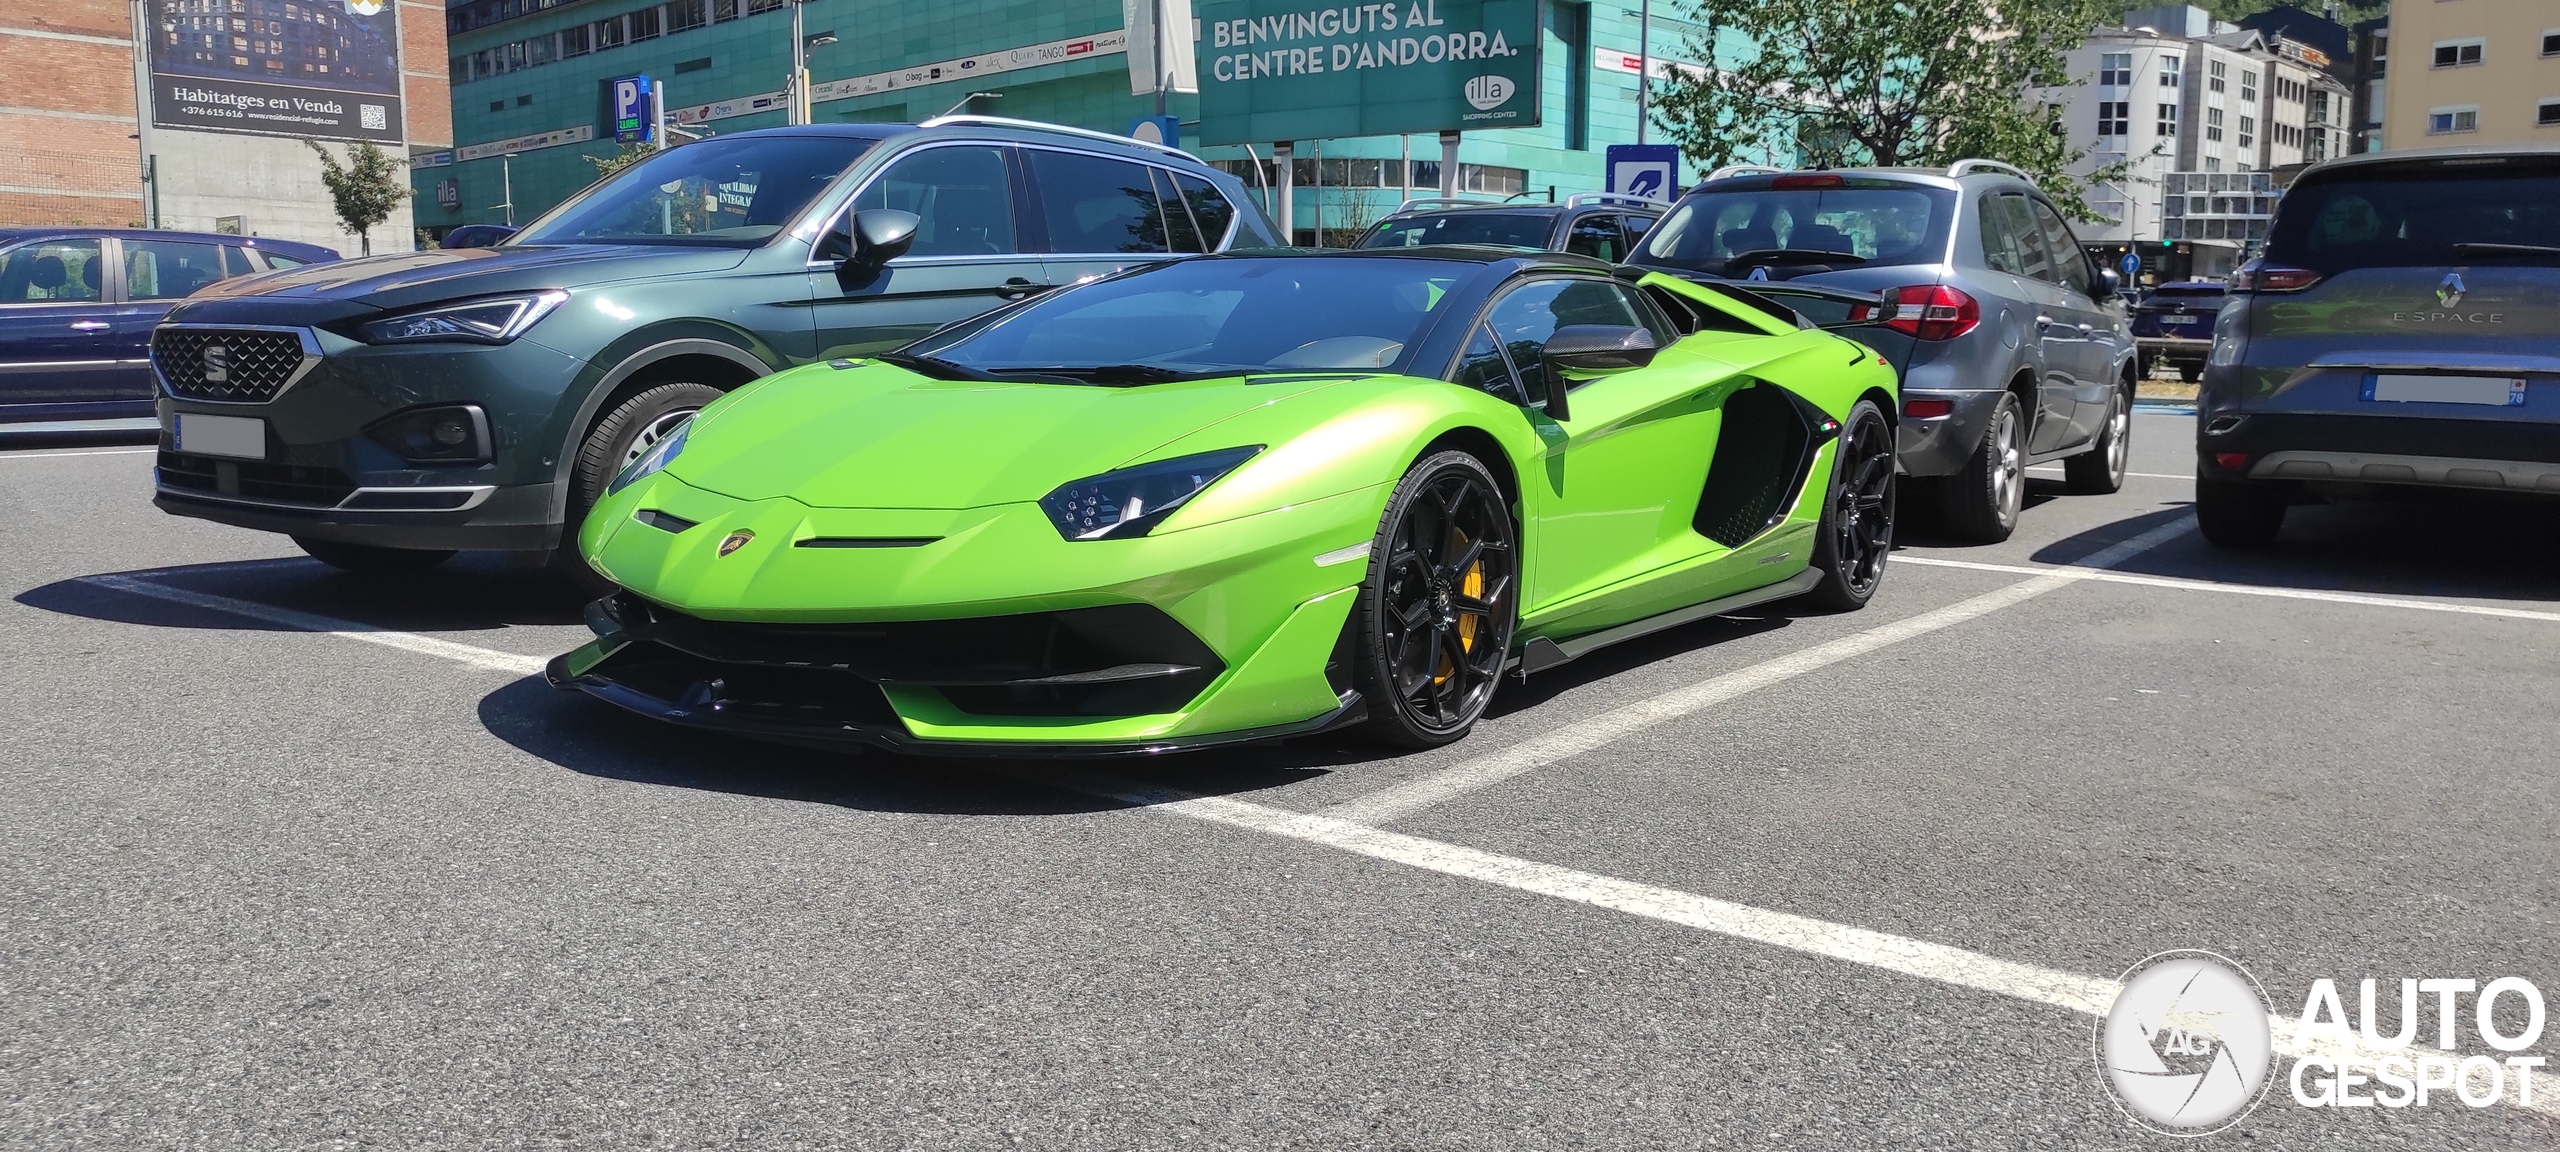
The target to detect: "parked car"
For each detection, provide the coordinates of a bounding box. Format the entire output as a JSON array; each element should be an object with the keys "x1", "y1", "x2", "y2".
[
  {"x1": 0, "y1": 228, "x2": 337, "y2": 431},
  {"x1": 2195, "y1": 145, "x2": 2560, "y2": 547},
  {"x1": 147, "y1": 117, "x2": 1279, "y2": 585},
  {"x1": 438, "y1": 224, "x2": 518, "y2": 249},
  {"x1": 2131, "y1": 279, "x2": 2226, "y2": 382},
  {"x1": 1623, "y1": 162, "x2": 2137, "y2": 542},
  {"x1": 1354, "y1": 193, "x2": 1664, "y2": 262}
]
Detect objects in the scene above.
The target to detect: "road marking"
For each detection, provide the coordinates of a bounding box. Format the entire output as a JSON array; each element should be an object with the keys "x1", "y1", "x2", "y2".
[
  {"x1": 1321, "y1": 518, "x2": 2199, "y2": 827},
  {"x1": 0, "y1": 447, "x2": 157, "y2": 461},
  {"x1": 1895, "y1": 556, "x2": 2560, "y2": 624},
  {"x1": 81, "y1": 575, "x2": 549, "y2": 676}
]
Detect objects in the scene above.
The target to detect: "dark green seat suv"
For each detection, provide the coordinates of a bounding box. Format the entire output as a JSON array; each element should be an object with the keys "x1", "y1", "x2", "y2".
[{"x1": 149, "y1": 117, "x2": 1277, "y2": 583}]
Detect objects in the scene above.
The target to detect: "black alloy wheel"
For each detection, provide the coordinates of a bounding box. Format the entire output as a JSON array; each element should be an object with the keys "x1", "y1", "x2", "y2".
[
  {"x1": 1802, "y1": 399, "x2": 1895, "y2": 610},
  {"x1": 1353, "y1": 451, "x2": 1519, "y2": 748}
]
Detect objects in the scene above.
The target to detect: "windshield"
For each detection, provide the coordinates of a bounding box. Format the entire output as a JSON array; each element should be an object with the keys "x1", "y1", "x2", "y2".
[
  {"x1": 1358, "y1": 211, "x2": 1551, "y2": 250},
  {"x1": 903, "y1": 256, "x2": 1473, "y2": 383},
  {"x1": 512, "y1": 134, "x2": 878, "y2": 247},
  {"x1": 2264, "y1": 158, "x2": 2560, "y2": 273},
  {"x1": 1632, "y1": 185, "x2": 1952, "y2": 275}
]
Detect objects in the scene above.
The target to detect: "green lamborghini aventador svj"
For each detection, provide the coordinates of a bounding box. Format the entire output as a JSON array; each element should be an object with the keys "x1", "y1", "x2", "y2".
[{"x1": 546, "y1": 248, "x2": 1900, "y2": 755}]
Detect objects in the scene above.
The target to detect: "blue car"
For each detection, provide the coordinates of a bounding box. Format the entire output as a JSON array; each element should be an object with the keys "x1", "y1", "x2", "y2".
[
  {"x1": 0, "y1": 228, "x2": 339, "y2": 433},
  {"x1": 2130, "y1": 280, "x2": 2225, "y2": 382}
]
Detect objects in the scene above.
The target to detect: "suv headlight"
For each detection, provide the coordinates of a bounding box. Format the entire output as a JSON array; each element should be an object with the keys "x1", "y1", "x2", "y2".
[
  {"x1": 360, "y1": 290, "x2": 567, "y2": 344},
  {"x1": 1038, "y1": 447, "x2": 1262, "y2": 541},
  {"x1": 608, "y1": 415, "x2": 692, "y2": 495}
]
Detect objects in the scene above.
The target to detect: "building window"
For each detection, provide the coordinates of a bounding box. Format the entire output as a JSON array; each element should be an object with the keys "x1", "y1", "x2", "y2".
[
  {"x1": 2239, "y1": 115, "x2": 2255, "y2": 149},
  {"x1": 2433, "y1": 40, "x2": 2485, "y2": 69},
  {"x1": 527, "y1": 33, "x2": 553, "y2": 65},
  {"x1": 2209, "y1": 59, "x2": 2227, "y2": 93},
  {"x1": 629, "y1": 5, "x2": 659, "y2": 40},
  {"x1": 2098, "y1": 100, "x2": 2129, "y2": 137},
  {"x1": 2540, "y1": 100, "x2": 2560, "y2": 127},
  {"x1": 2241, "y1": 74, "x2": 2257, "y2": 104},
  {"x1": 713, "y1": 0, "x2": 739, "y2": 20},
  {"x1": 2205, "y1": 157, "x2": 2221, "y2": 172},
  {"x1": 670, "y1": 0, "x2": 708, "y2": 32},
  {"x1": 2159, "y1": 104, "x2": 2179, "y2": 135},
  {"x1": 449, "y1": 54, "x2": 469, "y2": 83},
  {"x1": 2099, "y1": 52, "x2": 2132, "y2": 86},
  {"x1": 2206, "y1": 106, "x2": 2224, "y2": 141},
  {"x1": 2544, "y1": 31, "x2": 2560, "y2": 57},
  {"x1": 594, "y1": 14, "x2": 624, "y2": 49},
  {"x1": 2428, "y1": 105, "x2": 2481, "y2": 134},
  {"x1": 560, "y1": 22, "x2": 589, "y2": 55},
  {"x1": 2160, "y1": 54, "x2": 2181, "y2": 88},
  {"x1": 747, "y1": 0, "x2": 788, "y2": 13}
]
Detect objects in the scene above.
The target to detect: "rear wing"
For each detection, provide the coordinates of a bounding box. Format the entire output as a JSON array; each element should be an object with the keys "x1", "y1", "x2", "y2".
[{"x1": 1616, "y1": 268, "x2": 1886, "y2": 335}]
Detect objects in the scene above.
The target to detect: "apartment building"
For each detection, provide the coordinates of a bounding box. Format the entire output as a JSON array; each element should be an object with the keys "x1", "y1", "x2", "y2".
[{"x1": 2380, "y1": 0, "x2": 2560, "y2": 148}]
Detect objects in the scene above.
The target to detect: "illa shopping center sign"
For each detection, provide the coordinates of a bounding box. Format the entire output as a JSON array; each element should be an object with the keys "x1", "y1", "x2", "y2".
[{"x1": 1195, "y1": 0, "x2": 1541, "y2": 145}]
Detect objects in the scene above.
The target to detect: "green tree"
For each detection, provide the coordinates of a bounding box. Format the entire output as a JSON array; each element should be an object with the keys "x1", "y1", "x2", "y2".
[
  {"x1": 583, "y1": 140, "x2": 661, "y2": 182},
  {"x1": 304, "y1": 139, "x2": 413, "y2": 256},
  {"x1": 1652, "y1": 0, "x2": 2137, "y2": 221}
]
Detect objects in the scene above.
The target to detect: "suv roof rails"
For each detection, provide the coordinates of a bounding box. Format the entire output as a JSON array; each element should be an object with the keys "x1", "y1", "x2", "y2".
[
  {"x1": 1702, "y1": 164, "x2": 1787, "y2": 183},
  {"x1": 1392, "y1": 196, "x2": 1504, "y2": 213},
  {"x1": 1947, "y1": 159, "x2": 2036, "y2": 184},
  {"x1": 1563, "y1": 192, "x2": 1665, "y2": 211},
  {"x1": 915, "y1": 114, "x2": 1198, "y2": 160}
]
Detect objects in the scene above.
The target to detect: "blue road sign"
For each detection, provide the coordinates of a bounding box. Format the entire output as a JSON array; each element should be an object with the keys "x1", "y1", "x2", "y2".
[
  {"x1": 1129, "y1": 115, "x2": 1181, "y2": 150},
  {"x1": 2120, "y1": 252, "x2": 2142, "y2": 277},
  {"x1": 612, "y1": 75, "x2": 654, "y2": 144},
  {"x1": 1605, "y1": 144, "x2": 1680, "y2": 203}
]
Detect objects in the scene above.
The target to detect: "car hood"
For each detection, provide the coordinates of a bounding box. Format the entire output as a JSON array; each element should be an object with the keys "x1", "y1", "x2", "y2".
[
  {"x1": 185, "y1": 244, "x2": 753, "y2": 311},
  {"x1": 669, "y1": 362, "x2": 1367, "y2": 509}
]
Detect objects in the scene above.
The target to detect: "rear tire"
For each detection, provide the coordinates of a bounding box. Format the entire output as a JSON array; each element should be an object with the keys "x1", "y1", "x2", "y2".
[
  {"x1": 1351, "y1": 451, "x2": 1518, "y2": 750},
  {"x1": 2063, "y1": 385, "x2": 2130, "y2": 495},
  {"x1": 556, "y1": 381, "x2": 724, "y2": 598},
  {"x1": 2177, "y1": 362, "x2": 2201, "y2": 384},
  {"x1": 2195, "y1": 476, "x2": 2285, "y2": 548},
  {"x1": 1938, "y1": 394, "x2": 2025, "y2": 544},
  {"x1": 293, "y1": 536, "x2": 454, "y2": 574},
  {"x1": 1800, "y1": 399, "x2": 1894, "y2": 611}
]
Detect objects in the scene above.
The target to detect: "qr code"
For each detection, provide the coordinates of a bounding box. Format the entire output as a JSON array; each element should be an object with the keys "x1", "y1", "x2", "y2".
[{"x1": 360, "y1": 104, "x2": 387, "y2": 131}]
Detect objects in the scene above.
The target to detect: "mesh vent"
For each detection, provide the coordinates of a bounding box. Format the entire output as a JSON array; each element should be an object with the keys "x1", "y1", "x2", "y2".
[{"x1": 152, "y1": 328, "x2": 309, "y2": 403}]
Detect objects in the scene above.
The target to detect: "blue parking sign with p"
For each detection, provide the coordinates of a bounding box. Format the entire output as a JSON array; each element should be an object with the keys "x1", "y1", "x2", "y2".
[
  {"x1": 613, "y1": 74, "x2": 653, "y2": 144},
  {"x1": 1605, "y1": 144, "x2": 1680, "y2": 203}
]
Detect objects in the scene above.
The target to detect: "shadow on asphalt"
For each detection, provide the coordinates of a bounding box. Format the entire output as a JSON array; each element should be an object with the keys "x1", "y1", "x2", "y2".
[
  {"x1": 15, "y1": 552, "x2": 588, "y2": 633},
  {"x1": 2044, "y1": 493, "x2": 2560, "y2": 604},
  {"x1": 1883, "y1": 479, "x2": 2064, "y2": 550}
]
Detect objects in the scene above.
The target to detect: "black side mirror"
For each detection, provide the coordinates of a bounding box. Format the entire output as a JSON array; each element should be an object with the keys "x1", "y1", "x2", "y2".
[
  {"x1": 1537, "y1": 325, "x2": 1659, "y2": 422},
  {"x1": 847, "y1": 209, "x2": 919, "y2": 270}
]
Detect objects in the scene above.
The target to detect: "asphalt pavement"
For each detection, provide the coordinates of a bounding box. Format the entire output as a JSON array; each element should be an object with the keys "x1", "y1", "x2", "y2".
[{"x1": 2, "y1": 413, "x2": 2554, "y2": 1149}]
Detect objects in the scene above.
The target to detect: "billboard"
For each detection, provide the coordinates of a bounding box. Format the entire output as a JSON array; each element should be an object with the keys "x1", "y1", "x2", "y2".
[
  {"x1": 1195, "y1": 0, "x2": 1540, "y2": 145},
  {"x1": 146, "y1": 0, "x2": 404, "y2": 144}
]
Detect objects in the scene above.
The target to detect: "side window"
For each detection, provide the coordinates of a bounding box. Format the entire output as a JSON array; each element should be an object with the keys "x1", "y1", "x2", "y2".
[
  {"x1": 1977, "y1": 195, "x2": 2025, "y2": 275},
  {"x1": 1565, "y1": 214, "x2": 1625, "y2": 261},
  {"x1": 2028, "y1": 199, "x2": 2093, "y2": 296},
  {"x1": 221, "y1": 246, "x2": 259, "y2": 276},
  {"x1": 261, "y1": 252, "x2": 309, "y2": 269},
  {"x1": 0, "y1": 239, "x2": 103, "y2": 302},
  {"x1": 1451, "y1": 323, "x2": 1522, "y2": 403},
  {"x1": 1027, "y1": 149, "x2": 1171, "y2": 254},
  {"x1": 1175, "y1": 173, "x2": 1236, "y2": 250},
  {"x1": 1624, "y1": 214, "x2": 1658, "y2": 245},
  {"x1": 1990, "y1": 194, "x2": 2053, "y2": 282},
  {"x1": 850, "y1": 145, "x2": 1018, "y2": 257},
  {"x1": 1152, "y1": 168, "x2": 1206, "y2": 253},
  {"x1": 1485, "y1": 278, "x2": 1649, "y2": 399},
  {"x1": 124, "y1": 238, "x2": 231, "y2": 300}
]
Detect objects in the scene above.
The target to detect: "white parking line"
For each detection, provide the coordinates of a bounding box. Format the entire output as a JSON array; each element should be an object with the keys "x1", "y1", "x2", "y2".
[
  {"x1": 0, "y1": 447, "x2": 156, "y2": 461},
  {"x1": 73, "y1": 568, "x2": 2558, "y2": 1118},
  {"x1": 1895, "y1": 556, "x2": 2560, "y2": 624},
  {"x1": 81, "y1": 574, "x2": 549, "y2": 676},
  {"x1": 1321, "y1": 518, "x2": 2198, "y2": 827}
]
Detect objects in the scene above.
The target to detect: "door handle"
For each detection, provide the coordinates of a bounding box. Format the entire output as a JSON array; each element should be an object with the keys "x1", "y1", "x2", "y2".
[
  {"x1": 1002, "y1": 276, "x2": 1041, "y2": 300},
  {"x1": 69, "y1": 320, "x2": 110, "y2": 331},
  {"x1": 2076, "y1": 323, "x2": 2094, "y2": 335},
  {"x1": 2034, "y1": 315, "x2": 2054, "y2": 331}
]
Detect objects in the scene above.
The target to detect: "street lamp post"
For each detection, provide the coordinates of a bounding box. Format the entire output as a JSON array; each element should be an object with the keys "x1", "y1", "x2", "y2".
[{"x1": 788, "y1": 0, "x2": 808, "y2": 125}]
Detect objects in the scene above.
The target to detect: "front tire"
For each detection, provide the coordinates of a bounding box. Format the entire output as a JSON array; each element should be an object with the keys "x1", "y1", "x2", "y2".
[
  {"x1": 293, "y1": 536, "x2": 455, "y2": 574},
  {"x1": 2196, "y1": 475, "x2": 2285, "y2": 548},
  {"x1": 2064, "y1": 385, "x2": 2131, "y2": 494},
  {"x1": 1351, "y1": 451, "x2": 1518, "y2": 750},
  {"x1": 1800, "y1": 399, "x2": 1894, "y2": 611},
  {"x1": 1939, "y1": 394, "x2": 2025, "y2": 543},
  {"x1": 557, "y1": 382, "x2": 724, "y2": 597}
]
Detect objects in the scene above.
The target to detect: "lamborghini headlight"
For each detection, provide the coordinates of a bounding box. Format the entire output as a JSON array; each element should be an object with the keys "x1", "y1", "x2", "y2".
[
  {"x1": 1039, "y1": 446, "x2": 1262, "y2": 540},
  {"x1": 360, "y1": 290, "x2": 567, "y2": 344},
  {"x1": 608, "y1": 415, "x2": 692, "y2": 495}
]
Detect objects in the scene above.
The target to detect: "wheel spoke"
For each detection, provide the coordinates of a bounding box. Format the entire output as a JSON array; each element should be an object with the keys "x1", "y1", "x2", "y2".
[{"x1": 1443, "y1": 538, "x2": 1486, "y2": 583}]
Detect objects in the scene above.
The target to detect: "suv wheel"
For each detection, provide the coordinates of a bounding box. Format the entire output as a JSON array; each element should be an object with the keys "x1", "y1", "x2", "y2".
[
  {"x1": 2063, "y1": 386, "x2": 2130, "y2": 494},
  {"x1": 2196, "y1": 475, "x2": 2286, "y2": 548},
  {"x1": 558, "y1": 382, "x2": 725, "y2": 597},
  {"x1": 1939, "y1": 394, "x2": 2025, "y2": 543}
]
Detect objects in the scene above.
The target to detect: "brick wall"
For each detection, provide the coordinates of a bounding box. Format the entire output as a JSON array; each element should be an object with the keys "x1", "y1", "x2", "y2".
[
  {"x1": 0, "y1": 5, "x2": 144, "y2": 225},
  {"x1": 400, "y1": 0, "x2": 453, "y2": 149}
]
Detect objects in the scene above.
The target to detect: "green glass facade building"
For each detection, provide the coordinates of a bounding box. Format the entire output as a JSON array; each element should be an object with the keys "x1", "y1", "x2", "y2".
[{"x1": 421, "y1": 0, "x2": 1759, "y2": 245}]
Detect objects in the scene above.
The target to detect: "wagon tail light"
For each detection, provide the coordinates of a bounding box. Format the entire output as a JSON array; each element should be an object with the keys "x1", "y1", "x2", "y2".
[
  {"x1": 2230, "y1": 262, "x2": 2322, "y2": 293},
  {"x1": 1879, "y1": 284, "x2": 1979, "y2": 341}
]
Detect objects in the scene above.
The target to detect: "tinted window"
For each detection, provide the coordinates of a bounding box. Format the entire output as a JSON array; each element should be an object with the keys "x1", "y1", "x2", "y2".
[
  {"x1": 2028, "y1": 200, "x2": 2092, "y2": 295},
  {"x1": 1484, "y1": 278, "x2": 1648, "y2": 399},
  {"x1": 1635, "y1": 185, "x2": 1951, "y2": 275},
  {"x1": 1154, "y1": 168, "x2": 1205, "y2": 253},
  {"x1": 1624, "y1": 214, "x2": 1658, "y2": 243},
  {"x1": 0, "y1": 239, "x2": 102, "y2": 302},
  {"x1": 1357, "y1": 211, "x2": 1553, "y2": 250},
  {"x1": 2265, "y1": 158, "x2": 2560, "y2": 274},
  {"x1": 1453, "y1": 323, "x2": 1520, "y2": 402},
  {"x1": 514, "y1": 133, "x2": 877, "y2": 247},
  {"x1": 908, "y1": 256, "x2": 1471, "y2": 379},
  {"x1": 1028, "y1": 149, "x2": 1171, "y2": 254},
  {"x1": 1175, "y1": 174, "x2": 1238, "y2": 249},
  {"x1": 852, "y1": 145, "x2": 1016, "y2": 257},
  {"x1": 124, "y1": 238, "x2": 230, "y2": 300},
  {"x1": 1984, "y1": 194, "x2": 2053, "y2": 281},
  {"x1": 1565, "y1": 215, "x2": 1627, "y2": 261},
  {"x1": 222, "y1": 245, "x2": 258, "y2": 276},
  {"x1": 261, "y1": 251, "x2": 309, "y2": 269}
]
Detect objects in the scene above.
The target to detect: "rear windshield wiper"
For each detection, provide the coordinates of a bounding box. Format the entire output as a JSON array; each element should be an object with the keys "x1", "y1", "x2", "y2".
[
  {"x1": 871, "y1": 351, "x2": 995, "y2": 381},
  {"x1": 2450, "y1": 242, "x2": 2560, "y2": 260}
]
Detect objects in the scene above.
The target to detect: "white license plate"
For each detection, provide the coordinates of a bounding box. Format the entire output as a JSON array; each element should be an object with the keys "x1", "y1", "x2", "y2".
[
  {"x1": 2364, "y1": 374, "x2": 2527, "y2": 407},
  {"x1": 173, "y1": 412, "x2": 266, "y2": 459},
  {"x1": 2160, "y1": 315, "x2": 2200, "y2": 325}
]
